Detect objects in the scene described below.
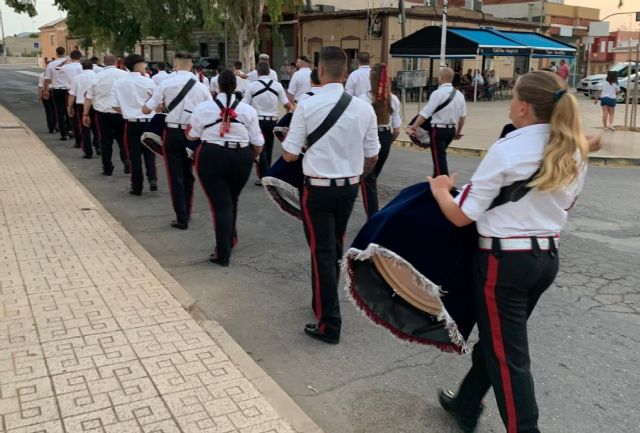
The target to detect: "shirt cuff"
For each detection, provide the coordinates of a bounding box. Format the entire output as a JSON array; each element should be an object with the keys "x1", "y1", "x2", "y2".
[{"x1": 282, "y1": 141, "x2": 302, "y2": 155}]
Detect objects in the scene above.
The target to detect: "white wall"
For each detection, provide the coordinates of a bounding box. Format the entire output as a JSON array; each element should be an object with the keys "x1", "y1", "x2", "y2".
[{"x1": 483, "y1": 3, "x2": 542, "y2": 20}]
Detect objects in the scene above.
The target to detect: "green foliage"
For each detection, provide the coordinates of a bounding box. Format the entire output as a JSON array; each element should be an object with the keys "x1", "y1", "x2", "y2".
[{"x1": 4, "y1": 0, "x2": 37, "y2": 18}]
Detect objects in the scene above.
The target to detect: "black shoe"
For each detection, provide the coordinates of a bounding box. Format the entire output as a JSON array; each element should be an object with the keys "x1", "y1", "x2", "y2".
[
  {"x1": 304, "y1": 323, "x2": 340, "y2": 344},
  {"x1": 438, "y1": 389, "x2": 483, "y2": 433},
  {"x1": 82, "y1": 155, "x2": 92, "y2": 159},
  {"x1": 102, "y1": 170, "x2": 113, "y2": 176},
  {"x1": 170, "y1": 221, "x2": 188, "y2": 230},
  {"x1": 124, "y1": 161, "x2": 131, "y2": 174},
  {"x1": 68, "y1": 132, "x2": 75, "y2": 139},
  {"x1": 95, "y1": 148, "x2": 102, "y2": 156},
  {"x1": 73, "y1": 144, "x2": 81, "y2": 148},
  {"x1": 209, "y1": 252, "x2": 229, "y2": 267},
  {"x1": 48, "y1": 129, "x2": 55, "y2": 133},
  {"x1": 60, "y1": 136, "x2": 68, "y2": 141},
  {"x1": 129, "y1": 189, "x2": 142, "y2": 196},
  {"x1": 254, "y1": 180, "x2": 263, "y2": 186},
  {"x1": 149, "y1": 180, "x2": 158, "y2": 191}
]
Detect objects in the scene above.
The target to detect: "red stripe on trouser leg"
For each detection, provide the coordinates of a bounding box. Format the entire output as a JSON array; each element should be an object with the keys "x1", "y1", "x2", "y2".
[
  {"x1": 194, "y1": 145, "x2": 219, "y2": 256},
  {"x1": 483, "y1": 254, "x2": 518, "y2": 433},
  {"x1": 302, "y1": 186, "x2": 322, "y2": 322},
  {"x1": 76, "y1": 109, "x2": 84, "y2": 151},
  {"x1": 431, "y1": 127, "x2": 440, "y2": 176},
  {"x1": 161, "y1": 129, "x2": 178, "y2": 215},
  {"x1": 360, "y1": 179, "x2": 369, "y2": 216},
  {"x1": 124, "y1": 122, "x2": 132, "y2": 187},
  {"x1": 94, "y1": 112, "x2": 102, "y2": 143}
]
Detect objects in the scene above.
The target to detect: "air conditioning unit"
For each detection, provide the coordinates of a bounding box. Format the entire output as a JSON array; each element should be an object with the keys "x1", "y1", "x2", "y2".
[
  {"x1": 465, "y1": 0, "x2": 483, "y2": 11},
  {"x1": 316, "y1": 4, "x2": 336, "y2": 12}
]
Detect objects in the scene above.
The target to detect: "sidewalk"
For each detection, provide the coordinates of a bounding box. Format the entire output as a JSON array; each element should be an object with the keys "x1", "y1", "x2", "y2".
[
  {"x1": 0, "y1": 105, "x2": 321, "y2": 433},
  {"x1": 394, "y1": 97, "x2": 640, "y2": 167}
]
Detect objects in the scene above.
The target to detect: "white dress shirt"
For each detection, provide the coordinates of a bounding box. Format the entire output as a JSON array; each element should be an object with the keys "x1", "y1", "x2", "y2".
[
  {"x1": 358, "y1": 92, "x2": 402, "y2": 129},
  {"x1": 345, "y1": 65, "x2": 372, "y2": 96},
  {"x1": 196, "y1": 74, "x2": 210, "y2": 89},
  {"x1": 419, "y1": 83, "x2": 466, "y2": 125},
  {"x1": 44, "y1": 58, "x2": 70, "y2": 89},
  {"x1": 146, "y1": 70, "x2": 212, "y2": 125},
  {"x1": 189, "y1": 94, "x2": 264, "y2": 146},
  {"x1": 152, "y1": 70, "x2": 170, "y2": 86},
  {"x1": 472, "y1": 74, "x2": 484, "y2": 86},
  {"x1": 209, "y1": 75, "x2": 219, "y2": 94},
  {"x1": 283, "y1": 83, "x2": 380, "y2": 178},
  {"x1": 297, "y1": 86, "x2": 322, "y2": 102},
  {"x1": 235, "y1": 71, "x2": 248, "y2": 95},
  {"x1": 287, "y1": 67, "x2": 312, "y2": 100},
  {"x1": 60, "y1": 62, "x2": 83, "y2": 89},
  {"x1": 247, "y1": 69, "x2": 278, "y2": 82},
  {"x1": 69, "y1": 70, "x2": 96, "y2": 104},
  {"x1": 85, "y1": 66, "x2": 128, "y2": 113},
  {"x1": 598, "y1": 81, "x2": 618, "y2": 100},
  {"x1": 242, "y1": 77, "x2": 289, "y2": 117},
  {"x1": 92, "y1": 64, "x2": 104, "y2": 73},
  {"x1": 111, "y1": 72, "x2": 157, "y2": 120},
  {"x1": 455, "y1": 123, "x2": 587, "y2": 238},
  {"x1": 38, "y1": 72, "x2": 45, "y2": 89}
]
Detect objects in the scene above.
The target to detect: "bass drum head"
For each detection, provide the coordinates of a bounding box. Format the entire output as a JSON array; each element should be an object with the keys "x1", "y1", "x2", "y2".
[
  {"x1": 261, "y1": 176, "x2": 302, "y2": 220},
  {"x1": 141, "y1": 134, "x2": 164, "y2": 156}
]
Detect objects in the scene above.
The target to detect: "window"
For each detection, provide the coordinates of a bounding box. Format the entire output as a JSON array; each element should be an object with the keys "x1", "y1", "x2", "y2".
[
  {"x1": 599, "y1": 41, "x2": 606, "y2": 53},
  {"x1": 50, "y1": 34, "x2": 54, "y2": 46},
  {"x1": 608, "y1": 41, "x2": 613, "y2": 52}
]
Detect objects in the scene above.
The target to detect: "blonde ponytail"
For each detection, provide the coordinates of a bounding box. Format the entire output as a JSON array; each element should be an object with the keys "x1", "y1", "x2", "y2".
[{"x1": 515, "y1": 71, "x2": 588, "y2": 191}]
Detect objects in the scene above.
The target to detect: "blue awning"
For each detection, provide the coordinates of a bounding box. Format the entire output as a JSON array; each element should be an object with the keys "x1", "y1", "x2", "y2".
[
  {"x1": 497, "y1": 31, "x2": 576, "y2": 58},
  {"x1": 448, "y1": 28, "x2": 530, "y2": 56}
]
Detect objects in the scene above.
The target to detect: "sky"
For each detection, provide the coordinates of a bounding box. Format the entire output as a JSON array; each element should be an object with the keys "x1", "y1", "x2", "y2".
[{"x1": 0, "y1": 0, "x2": 639, "y2": 38}]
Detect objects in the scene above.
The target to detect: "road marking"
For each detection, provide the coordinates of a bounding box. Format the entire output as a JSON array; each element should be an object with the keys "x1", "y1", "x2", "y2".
[{"x1": 17, "y1": 70, "x2": 41, "y2": 77}]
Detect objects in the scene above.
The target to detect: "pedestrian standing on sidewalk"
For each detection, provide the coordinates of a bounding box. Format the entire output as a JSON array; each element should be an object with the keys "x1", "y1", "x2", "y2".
[
  {"x1": 43, "y1": 47, "x2": 73, "y2": 141},
  {"x1": 428, "y1": 70, "x2": 594, "y2": 433},
  {"x1": 243, "y1": 61, "x2": 293, "y2": 185},
  {"x1": 68, "y1": 60, "x2": 99, "y2": 159},
  {"x1": 188, "y1": 69, "x2": 264, "y2": 266},
  {"x1": 595, "y1": 70, "x2": 619, "y2": 131},
  {"x1": 38, "y1": 63, "x2": 57, "y2": 133},
  {"x1": 143, "y1": 51, "x2": 212, "y2": 230},
  {"x1": 408, "y1": 67, "x2": 466, "y2": 177},
  {"x1": 111, "y1": 53, "x2": 158, "y2": 196},
  {"x1": 282, "y1": 46, "x2": 380, "y2": 345},
  {"x1": 358, "y1": 63, "x2": 401, "y2": 218},
  {"x1": 83, "y1": 54, "x2": 129, "y2": 176}
]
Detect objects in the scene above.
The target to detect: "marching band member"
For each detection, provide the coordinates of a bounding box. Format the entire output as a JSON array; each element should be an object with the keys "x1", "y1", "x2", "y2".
[
  {"x1": 345, "y1": 52, "x2": 372, "y2": 96},
  {"x1": 38, "y1": 63, "x2": 56, "y2": 133},
  {"x1": 112, "y1": 54, "x2": 158, "y2": 195},
  {"x1": 143, "y1": 51, "x2": 212, "y2": 230},
  {"x1": 152, "y1": 62, "x2": 170, "y2": 86},
  {"x1": 247, "y1": 54, "x2": 278, "y2": 82},
  {"x1": 358, "y1": 63, "x2": 401, "y2": 217},
  {"x1": 61, "y1": 50, "x2": 83, "y2": 148},
  {"x1": 194, "y1": 65, "x2": 210, "y2": 89},
  {"x1": 233, "y1": 61, "x2": 248, "y2": 96},
  {"x1": 68, "y1": 60, "x2": 99, "y2": 158},
  {"x1": 296, "y1": 68, "x2": 322, "y2": 102},
  {"x1": 408, "y1": 67, "x2": 466, "y2": 177},
  {"x1": 83, "y1": 54, "x2": 129, "y2": 176},
  {"x1": 428, "y1": 71, "x2": 594, "y2": 433},
  {"x1": 287, "y1": 56, "x2": 312, "y2": 102},
  {"x1": 188, "y1": 69, "x2": 264, "y2": 266},
  {"x1": 242, "y1": 61, "x2": 293, "y2": 185},
  {"x1": 43, "y1": 47, "x2": 73, "y2": 141},
  {"x1": 282, "y1": 46, "x2": 380, "y2": 344}
]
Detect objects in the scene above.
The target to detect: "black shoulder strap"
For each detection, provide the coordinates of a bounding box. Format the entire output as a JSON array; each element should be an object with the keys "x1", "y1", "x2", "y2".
[
  {"x1": 305, "y1": 91, "x2": 315, "y2": 96},
  {"x1": 433, "y1": 88, "x2": 457, "y2": 116},
  {"x1": 306, "y1": 92, "x2": 352, "y2": 148},
  {"x1": 487, "y1": 167, "x2": 540, "y2": 211},
  {"x1": 166, "y1": 78, "x2": 197, "y2": 113},
  {"x1": 252, "y1": 80, "x2": 278, "y2": 98}
]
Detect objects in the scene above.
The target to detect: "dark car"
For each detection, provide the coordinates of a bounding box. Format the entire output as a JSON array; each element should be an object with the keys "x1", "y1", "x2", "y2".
[
  {"x1": 193, "y1": 57, "x2": 220, "y2": 78},
  {"x1": 147, "y1": 61, "x2": 173, "y2": 76}
]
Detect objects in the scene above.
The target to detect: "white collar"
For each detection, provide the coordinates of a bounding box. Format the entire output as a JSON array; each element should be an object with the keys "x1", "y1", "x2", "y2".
[
  {"x1": 504, "y1": 123, "x2": 550, "y2": 139},
  {"x1": 319, "y1": 82, "x2": 344, "y2": 93}
]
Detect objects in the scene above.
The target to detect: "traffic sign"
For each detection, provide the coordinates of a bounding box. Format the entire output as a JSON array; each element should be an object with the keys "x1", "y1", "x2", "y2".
[{"x1": 34, "y1": 42, "x2": 39, "y2": 48}]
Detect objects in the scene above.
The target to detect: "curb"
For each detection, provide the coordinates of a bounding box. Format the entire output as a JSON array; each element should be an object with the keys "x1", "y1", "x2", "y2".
[
  {"x1": 393, "y1": 139, "x2": 640, "y2": 167},
  {"x1": 6, "y1": 107, "x2": 323, "y2": 433}
]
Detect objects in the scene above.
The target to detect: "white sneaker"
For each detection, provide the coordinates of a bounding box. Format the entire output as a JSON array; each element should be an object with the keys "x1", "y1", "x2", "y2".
[{"x1": 608, "y1": 126, "x2": 616, "y2": 131}]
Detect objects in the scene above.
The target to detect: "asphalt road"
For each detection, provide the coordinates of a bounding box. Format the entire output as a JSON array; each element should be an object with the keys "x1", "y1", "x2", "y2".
[{"x1": 1, "y1": 66, "x2": 639, "y2": 433}]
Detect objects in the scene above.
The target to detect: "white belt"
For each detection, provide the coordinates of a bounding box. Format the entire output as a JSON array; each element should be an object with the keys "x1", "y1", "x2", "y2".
[
  {"x1": 51, "y1": 87, "x2": 69, "y2": 90},
  {"x1": 305, "y1": 176, "x2": 360, "y2": 187},
  {"x1": 166, "y1": 123, "x2": 188, "y2": 129},
  {"x1": 203, "y1": 140, "x2": 250, "y2": 149},
  {"x1": 378, "y1": 125, "x2": 392, "y2": 131},
  {"x1": 258, "y1": 116, "x2": 278, "y2": 121},
  {"x1": 127, "y1": 118, "x2": 151, "y2": 123},
  {"x1": 479, "y1": 236, "x2": 559, "y2": 251},
  {"x1": 431, "y1": 123, "x2": 456, "y2": 128}
]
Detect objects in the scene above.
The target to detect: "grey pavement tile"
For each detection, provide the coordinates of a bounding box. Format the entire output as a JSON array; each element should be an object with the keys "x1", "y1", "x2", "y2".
[
  {"x1": 0, "y1": 345, "x2": 48, "y2": 384},
  {"x1": 5, "y1": 420, "x2": 64, "y2": 433}
]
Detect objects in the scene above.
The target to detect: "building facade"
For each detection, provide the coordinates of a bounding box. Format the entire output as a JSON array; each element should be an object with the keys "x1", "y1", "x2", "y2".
[
  {"x1": 589, "y1": 31, "x2": 640, "y2": 74},
  {"x1": 1, "y1": 35, "x2": 40, "y2": 57}
]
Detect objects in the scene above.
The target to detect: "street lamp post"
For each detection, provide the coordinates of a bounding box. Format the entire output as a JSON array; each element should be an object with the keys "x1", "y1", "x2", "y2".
[{"x1": 439, "y1": 0, "x2": 448, "y2": 68}]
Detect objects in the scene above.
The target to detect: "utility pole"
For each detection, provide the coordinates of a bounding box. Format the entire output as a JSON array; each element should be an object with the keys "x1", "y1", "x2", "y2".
[
  {"x1": 439, "y1": 0, "x2": 448, "y2": 68},
  {"x1": 0, "y1": 10, "x2": 7, "y2": 63},
  {"x1": 399, "y1": 0, "x2": 407, "y2": 39}
]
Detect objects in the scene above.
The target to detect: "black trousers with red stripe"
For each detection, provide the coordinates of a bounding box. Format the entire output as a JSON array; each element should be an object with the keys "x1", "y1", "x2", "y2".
[
  {"x1": 125, "y1": 121, "x2": 157, "y2": 193},
  {"x1": 301, "y1": 183, "x2": 359, "y2": 336},
  {"x1": 95, "y1": 111, "x2": 127, "y2": 174},
  {"x1": 163, "y1": 127, "x2": 196, "y2": 225},
  {"x1": 455, "y1": 238, "x2": 559, "y2": 433},
  {"x1": 257, "y1": 119, "x2": 276, "y2": 178},
  {"x1": 42, "y1": 98, "x2": 56, "y2": 133},
  {"x1": 195, "y1": 143, "x2": 253, "y2": 262},
  {"x1": 361, "y1": 129, "x2": 393, "y2": 218},
  {"x1": 429, "y1": 126, "x2": 456, "y2": 177},
  {"x1": 52, "y1": 88, "x2": 72, "y2": 139},
  {"x1": 75, "y1": 104, "x2": 97, "y2": 157}
]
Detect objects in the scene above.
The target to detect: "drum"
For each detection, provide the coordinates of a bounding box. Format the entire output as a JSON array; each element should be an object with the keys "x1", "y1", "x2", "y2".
[
  {"x1": 261, "y1": 156, "x2": 305, "y2": 220},
  {"x1": 407, "y1": 115, "x2": 431, "y2": 148},
  {"x1": 342, "y1": 182, "x2": 477, "y2": 353},
  {"x1": 141, "y1": 113, "x2": 166, "y2": 156}
]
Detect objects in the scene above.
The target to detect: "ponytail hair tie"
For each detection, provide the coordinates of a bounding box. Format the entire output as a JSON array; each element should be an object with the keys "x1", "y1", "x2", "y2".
[{"x1": 554, "y1": 89, "x2": 567, "y2": 102}]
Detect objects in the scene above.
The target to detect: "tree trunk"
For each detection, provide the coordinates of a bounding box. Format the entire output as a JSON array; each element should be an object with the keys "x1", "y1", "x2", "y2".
[{"x1": 238, "y1": 22, "x2": 256, "y2": 71}]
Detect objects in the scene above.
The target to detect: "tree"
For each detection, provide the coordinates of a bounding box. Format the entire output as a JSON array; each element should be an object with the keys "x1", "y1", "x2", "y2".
[{"x1": 200, "y1": 0, "x2": 289, "y2": 70}]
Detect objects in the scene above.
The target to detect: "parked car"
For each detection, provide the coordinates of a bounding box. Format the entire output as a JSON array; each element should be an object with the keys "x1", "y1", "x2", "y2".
[
  {"x1": 193, "y1": 57, "x2": 220, "y2": 78},
  {"x1": 617, "y1": 73, "x2": 639, "y2": 103},
  {"x1": 579, "y1": 61, "x2": 638, "y2": 99},
  {"x1": 147, "y1": 61, "x2": 173, "y2": 76}
]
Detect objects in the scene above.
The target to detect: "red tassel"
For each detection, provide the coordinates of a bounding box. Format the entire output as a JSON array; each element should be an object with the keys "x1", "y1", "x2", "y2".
[{"x1": 376, "y1": 64, "x2": 389, "y2": 102}]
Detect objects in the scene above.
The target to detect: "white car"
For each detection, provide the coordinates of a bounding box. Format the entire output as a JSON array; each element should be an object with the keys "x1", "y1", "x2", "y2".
[
  {"x1": 617, "y1": 74, "x2": 639, "y2": 103},
  {"x1": 579, "y1": 74, "x2": 606, "y2": 98},
  {"x1": 581, "y1": 62, "x2": 638, "y2": 100}
]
